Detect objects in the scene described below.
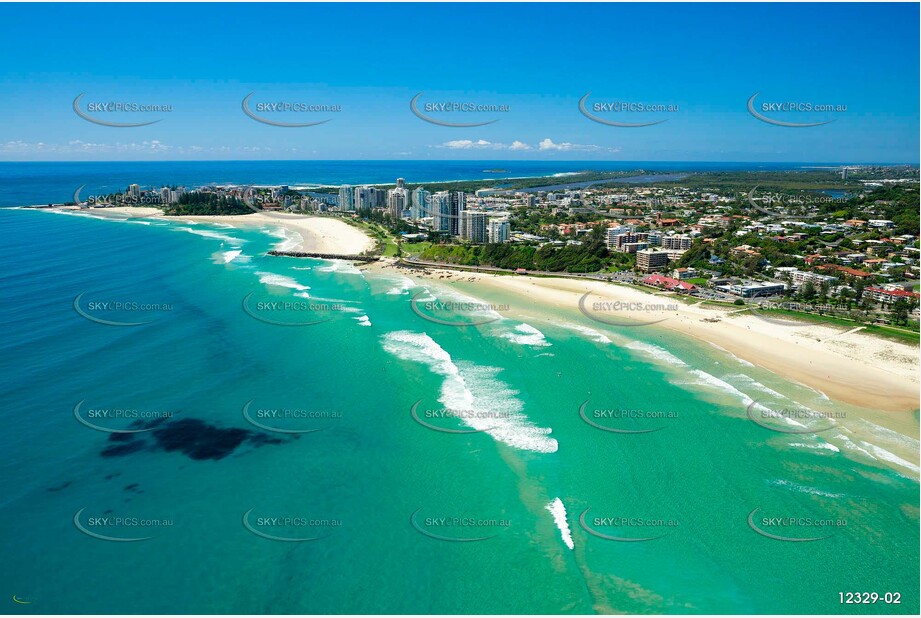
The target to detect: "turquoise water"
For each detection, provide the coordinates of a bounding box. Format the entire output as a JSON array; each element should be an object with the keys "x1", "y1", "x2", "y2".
[{"x1": 0, "y1": 207, "x2": 918, "y2": 614}]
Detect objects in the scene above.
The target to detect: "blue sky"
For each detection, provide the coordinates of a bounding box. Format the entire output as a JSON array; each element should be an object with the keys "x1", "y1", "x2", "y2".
[{"x1": 0, "y1": 2, "x2": 917, "y2": 162}]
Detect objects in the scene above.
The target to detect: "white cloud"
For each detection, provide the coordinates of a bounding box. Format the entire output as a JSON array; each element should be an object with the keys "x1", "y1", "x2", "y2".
[
  {"x1": 433, "y1": 138, "x2": 616, "y2": 153},
  {"x1": 0, "y1": 139, "x2": 174, "y2": 154},
  {"x1": 438, "y1": 139, "x2": 506, "y2": 150},
  {"x1": 538, "y1": 138, "x2": 619, "y2": 153}
]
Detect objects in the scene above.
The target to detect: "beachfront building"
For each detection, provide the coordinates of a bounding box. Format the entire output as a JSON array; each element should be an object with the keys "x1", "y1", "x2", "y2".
[
  {"x1": 449, "y1": 191, "x2": 466, "y2": 236},
  {"x1": 411, "y1": 188, "x2": 429, "y2": 220},
  {"x1": 338, "y1": 185, "x2": 354, "y2": 211},
  {"x1": 789, "y1": 269, "x2": 837, "y2": 288},
  {"x1": 862, "y1": 286, "x2": 921, "y2": 305},
  {"x1": 636, "y1": 248, "x2": 670, "y2": 273},
  {"x1": 643, "y1": 273, "x2": 697, "y2": 293},
  {"x1": 353, "y1": 186, "x2": 373, "y2": 210},
  {"x1": 430, "y1": 191, "x2": 451, "y2": 232},
  {"x1": 488, "y1": 219, "x2": 511, "y2": 244},
  {"x1": 459, "y1": 211, "x2": 488, "y2": 243},
  {"x1": 720, "y1": 281, "x2": 787, "y2": 297},
  {"x1": 388, "y1": 187, "x2": 408, "y2": 219}
]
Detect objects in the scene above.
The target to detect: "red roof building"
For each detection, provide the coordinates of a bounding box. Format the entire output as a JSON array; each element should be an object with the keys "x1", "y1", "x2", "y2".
[
  {"x1": 863, "y1": 287, "x2": 920, "y2": 304},
  {"x1": 643, "y1": 274, "x2": 697, "y2": 292}
]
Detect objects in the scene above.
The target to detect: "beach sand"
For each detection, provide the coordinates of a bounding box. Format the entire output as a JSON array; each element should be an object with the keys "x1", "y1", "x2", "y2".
[
  {"x1": 176, "y1": 212, "x2": 375, "y2": 255},
  {"x1": 368, "y1": 260, "x2": 920, "y2": 418},
  {"x1": 47, "y1": 207, "x2": 375, "y2": 255}
]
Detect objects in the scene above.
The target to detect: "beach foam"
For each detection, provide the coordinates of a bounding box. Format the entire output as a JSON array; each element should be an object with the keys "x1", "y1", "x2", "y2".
[
  {"x1": 174, "y1": 226, "x2": 242, "y2": 245},
  {"x1": 317, "y1": 260, "x2": 364, "y2": 276},
  {"x1": 502, "y1": 323, "x2": 552, "y2": 347},
  {"x1": 384, "y1": 276, "x2": 416, "y2": 295},
  {"x1": 256, "y1": 271, "x2": 311, "y2": 298},
  {"x1": 769, "y1": 479, "x2": 844, "y2": 498},
  {"x1": 222, "y1": 249, "x2": 247, "y2": 264},
  {"x1": 561, "y1": 323, "x2": 611, "y2": 344},
  {"x1": 545, "y1": 498, "x2": 574, "y2": 550},
  {"x1": 857, "y1": 441, "x2": 920, "y2": 475},
  {"x1": 625, "y1": 340, "x2": 688, "y2": 368},
  {"x1": 381, "y1": 330, "x2": 558, "y2": 453}
]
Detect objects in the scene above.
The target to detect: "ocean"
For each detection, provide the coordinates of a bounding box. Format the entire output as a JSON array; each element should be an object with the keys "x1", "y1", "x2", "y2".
[
  {"x1": 0, "y1": 160, "x2": 856, "y2": 209},
  {"x1": 0, "y1": 163, "x2": 918, "y2": 614}
]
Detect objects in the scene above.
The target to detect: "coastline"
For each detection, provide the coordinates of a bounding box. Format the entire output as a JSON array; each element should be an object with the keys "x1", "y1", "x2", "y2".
[
  {"x1": 366, "y1": 260, "x2": 920, "y2": 417},
  {"x1": 34, "y1": 206, "x2": 376, "y2": 256}
]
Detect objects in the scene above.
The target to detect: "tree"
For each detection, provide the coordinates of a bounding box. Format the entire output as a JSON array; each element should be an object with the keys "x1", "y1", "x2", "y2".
[{"x1": 801, "y1": 280, "x2": 816, "y2": 301}]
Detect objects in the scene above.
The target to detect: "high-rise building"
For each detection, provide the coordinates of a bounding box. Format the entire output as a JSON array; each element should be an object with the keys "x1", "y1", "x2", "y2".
[
  {"x1": 410, "y1": 188, "x2": 429, "y2": 220},
  {"x1": 372, "y1": 187, "x2": 388, "y2": 209},
  {"x1": 605, "y1": 226, "x2": 632, "y2": 249},
  {"x1": 448, "y1": 191, "x2": 466, "y2": 236},
  {"x1": 662, "y1": 234, "x2": 692, "y2": 250},
  {"x1": 396, "y1": 177, "x2": 405, "y2": 189},
  {"x1": 353, "y1": 186, "x2": 373, "y2": 210},
  {"x1": 388, "y1": 188, "x2": 408, "y2": 219},
  {"x1": 128, "y1": 184, "x2": 140, "y2": 198},
  {"x1": 637, "y1": 248, "x2": 670, "y2": 273},
  {"x1": 338, "y1": 184, "x2": 354, "y2": 211},
  {"x1": 459, "y1": 211, "x2": 488, "y2": 243},
  {"x1": 611, "y1": 232, "x2": 649, "y2": 252},
  {"x1": 487, "y1": 219, "x2": 510, "y2": 244},
  {"x1": 430, "y1": 191, "x2": 451, "y2": 232}
]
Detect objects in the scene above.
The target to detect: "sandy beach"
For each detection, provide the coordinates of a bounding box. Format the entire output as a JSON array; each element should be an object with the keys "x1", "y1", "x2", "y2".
[
  {"x1": 369, "y1": 260, "x2": 920, "y2": 417},
  {"x1": 45, "y1": 206, "x2": 375, "y2": 255}
]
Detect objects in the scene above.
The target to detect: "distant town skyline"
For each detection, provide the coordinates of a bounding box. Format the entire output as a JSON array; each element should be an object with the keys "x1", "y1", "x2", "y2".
[{"x1": 0, "y1": 2, "x2": 918, "y2": 162}]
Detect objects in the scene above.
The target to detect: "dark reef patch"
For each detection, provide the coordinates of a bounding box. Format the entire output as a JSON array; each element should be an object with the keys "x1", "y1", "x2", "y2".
[
  {"x1": 101, "y1": 440, "x2": 147, "y2": 458},
  {"x1": 152, "y1": 419, "x2": 250, "y2": 461},
  {"x1": 99, "y1": 416, "x2": 287, "y2": 461}
]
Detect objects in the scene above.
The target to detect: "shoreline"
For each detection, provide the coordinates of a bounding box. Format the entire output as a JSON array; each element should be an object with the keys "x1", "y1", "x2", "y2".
[
  {"x1": 32, "y1": 206, "x2": 376, "y2": 256},
  {"x1": 30, "y1": 202, "x2": 921, "y2": 417},
  {"x1": 366, "y1": 259, "x2": 920, "y2": 416}
]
